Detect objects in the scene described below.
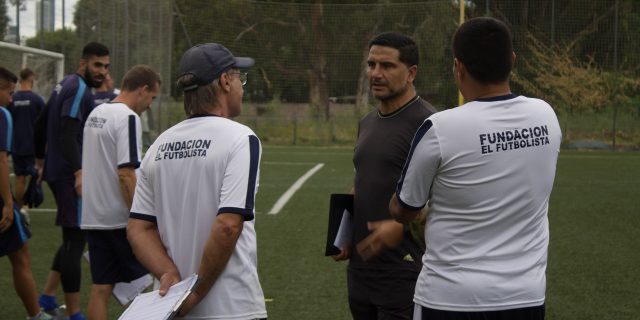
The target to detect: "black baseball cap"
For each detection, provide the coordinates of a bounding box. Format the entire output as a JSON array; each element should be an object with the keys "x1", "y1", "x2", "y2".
[{"x1": 178, "y1": 43, "x2": 254, "y2": 91}]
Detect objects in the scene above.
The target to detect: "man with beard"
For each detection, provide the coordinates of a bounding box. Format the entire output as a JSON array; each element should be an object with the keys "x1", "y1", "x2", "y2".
[
  {"x1": 33, "y1": 42, "x2": 110, "y2": 320},
  {"x1": 331, "y1": 32, "x2": 437, "y2": 319}
]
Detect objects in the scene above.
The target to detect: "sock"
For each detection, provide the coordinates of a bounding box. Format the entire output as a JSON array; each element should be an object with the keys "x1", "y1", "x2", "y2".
[
  {"x1": 69, "y1": 312, "x2": 86, "y2": 320},
  {"x1": 38, "y1": 294, "x2": 58, "y2": 311}
]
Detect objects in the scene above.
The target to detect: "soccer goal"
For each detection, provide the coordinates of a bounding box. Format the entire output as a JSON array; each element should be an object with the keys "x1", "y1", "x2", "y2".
[{"x1": 0, "y1": 41, "x2": 64, "y2": 98}]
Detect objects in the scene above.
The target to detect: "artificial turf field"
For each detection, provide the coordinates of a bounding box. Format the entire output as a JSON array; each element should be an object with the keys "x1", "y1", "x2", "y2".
[{"x1": 1, "y1": 147, "x2": 639, "y2": 319}]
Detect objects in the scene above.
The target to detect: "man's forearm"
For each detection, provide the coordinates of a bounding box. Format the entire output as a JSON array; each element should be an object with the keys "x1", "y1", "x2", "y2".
[
  {"x1": 0, "y1": 153, "x2": 13, "y2": 207},
  {"x1": 127, "y1": 219, "x2": 179, "y2": 278},
  {"x1": 118, "y1": 168, "x2": 137, "y2": 209},
  {"x1": 194, "y1": 213, "x2": 243, "y2": 298},
  {"x1": 389, "y1": 193, "x2": 420, "y2": 224}
]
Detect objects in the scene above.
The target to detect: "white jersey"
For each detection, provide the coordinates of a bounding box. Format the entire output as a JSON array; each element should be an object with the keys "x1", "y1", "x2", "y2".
[
  {"x1": 397, "y1": 94, "x2": 561, "y2": 311},
  {"x1": 81, "y1": 102, "x2": 142, "y2": 229},
  {"x1": 130, "y1": 115, "x2": 267, "y2": 320}
]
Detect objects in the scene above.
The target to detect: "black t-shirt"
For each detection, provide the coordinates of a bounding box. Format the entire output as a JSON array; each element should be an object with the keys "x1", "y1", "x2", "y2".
[{"x1": 351, "y1": 96, "x2": 436, "y2": 271}]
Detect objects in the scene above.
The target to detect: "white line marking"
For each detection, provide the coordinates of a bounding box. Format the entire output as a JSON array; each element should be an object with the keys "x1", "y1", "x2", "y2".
[
  {"x1": 263, "y1": 161, "x2": 318, "y2": 166},
  {"x1": 268, "y1": 163, "x2": 324, "y2": 215},
  {"x1": 26, "y1": 208, "x2": 57, "y2": 212}
]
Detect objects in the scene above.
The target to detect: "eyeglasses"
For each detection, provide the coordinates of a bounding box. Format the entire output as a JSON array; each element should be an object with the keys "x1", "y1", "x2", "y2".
[{"x1": 228, "y1": 72, "x2": 248, "y2": 86}]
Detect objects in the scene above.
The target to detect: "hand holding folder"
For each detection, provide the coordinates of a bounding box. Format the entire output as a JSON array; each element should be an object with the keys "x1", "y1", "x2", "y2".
[
  {"x1": 325, "y1": 194, "x2": 354, "y2": 256},
  {"x1": 118, "y1": 274, "x2": 199, "y2": 320}
]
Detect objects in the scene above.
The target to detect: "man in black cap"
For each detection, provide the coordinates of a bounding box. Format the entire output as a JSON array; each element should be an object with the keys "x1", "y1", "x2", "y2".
[{"x1": 127, "y1": 43, "x2": 267, "y2": 319}]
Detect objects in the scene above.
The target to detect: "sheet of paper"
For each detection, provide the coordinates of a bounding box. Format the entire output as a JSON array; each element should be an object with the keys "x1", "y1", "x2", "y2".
[
  {"x1": 333, "y1": 209, "x2": 352, "y2": 249},
  {"x1": 118, "y1": 274, "x2": 198, "y2": 320},
  {"x1": 113, "y1": 274, "x2": 154, "y2": 305}
]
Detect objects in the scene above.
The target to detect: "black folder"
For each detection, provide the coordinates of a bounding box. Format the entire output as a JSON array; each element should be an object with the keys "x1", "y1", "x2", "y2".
[{"x1": 325, "y1": 193, "x2": 354, "y2": 256}]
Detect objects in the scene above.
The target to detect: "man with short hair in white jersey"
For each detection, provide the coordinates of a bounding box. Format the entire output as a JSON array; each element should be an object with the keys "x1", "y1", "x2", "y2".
[
  {"x1": 389, "y1": 17, "x2": 561, "y2": 320},
  {"x1": 127, "y1": 43, "x2": 267, "y2": 320},
  {"x1": 81, "y1": 65, "x2": 161, "y2": 320}
]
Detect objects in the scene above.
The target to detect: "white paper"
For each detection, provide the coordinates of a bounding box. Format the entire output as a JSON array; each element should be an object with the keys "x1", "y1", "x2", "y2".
[
  {"x1": 118, "y1": 274, "x2": 198, "y2": 320},
  {"x1": 333, "y1": 209, "x2": 352, "y2": 249},
  {"x1": 113, "y1": 274, "x2": 154, "y2": 305}
]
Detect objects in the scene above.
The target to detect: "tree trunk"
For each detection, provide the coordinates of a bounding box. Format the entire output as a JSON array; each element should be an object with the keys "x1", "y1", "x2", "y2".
[
  {"x1": 309, "y1": 0, "x2": 329, "y2": 120},
  {"x1": 355, "y1": 44, "x2": 370, "y2": 116}
]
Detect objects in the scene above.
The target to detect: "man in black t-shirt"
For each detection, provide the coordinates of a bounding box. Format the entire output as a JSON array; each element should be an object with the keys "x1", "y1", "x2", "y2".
[{"x1": 331, "y1": 32, "x2": 437, "y2": 320}]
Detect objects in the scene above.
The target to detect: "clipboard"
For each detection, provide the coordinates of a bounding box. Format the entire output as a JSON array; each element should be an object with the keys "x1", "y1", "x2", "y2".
[
  {"x1": 118, "y1": 274, "x2": 199, "y2": 320},
  {"x1": 325, "y1": 193, "x2": 354, "y2": 256}
]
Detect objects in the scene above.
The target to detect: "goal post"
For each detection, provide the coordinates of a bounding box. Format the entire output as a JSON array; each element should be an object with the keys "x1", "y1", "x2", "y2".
[{"x1": 0, "y1": 41, "x2": 64, "y2": 99}]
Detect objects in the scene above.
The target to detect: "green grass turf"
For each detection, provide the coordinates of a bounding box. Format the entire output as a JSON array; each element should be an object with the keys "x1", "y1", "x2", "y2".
[{"x1": 1, "y1": 148, "x2": 639, "y2": 319}]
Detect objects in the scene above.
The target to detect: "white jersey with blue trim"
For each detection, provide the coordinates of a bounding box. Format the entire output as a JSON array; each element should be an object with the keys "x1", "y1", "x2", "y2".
[
  {"x1": 130, "y1": 115, "x2": 267, "y2": 319},
  {"x1": 81, "y1": 102, "x2": 142, "y2": 229},
  {"x1": 396, "y1": 94, "x2": 561, "y2": 311}
]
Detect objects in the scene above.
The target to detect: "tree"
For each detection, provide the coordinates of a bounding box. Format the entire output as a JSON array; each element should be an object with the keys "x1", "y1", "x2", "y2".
[
  {"x1": 0, "y1": 1, "x2": 8, "y2": 40},
  {"x1": 512, "y1": 33, "x2": 639, "y2": 114},
  {"x1": 26, "y1": 29, "x2": 80, "y2": 74}
]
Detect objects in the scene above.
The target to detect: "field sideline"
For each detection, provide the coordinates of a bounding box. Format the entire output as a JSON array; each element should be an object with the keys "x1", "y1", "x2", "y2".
[{"x1": 1, "y1": 147, "x2": 639, "y2": 319}]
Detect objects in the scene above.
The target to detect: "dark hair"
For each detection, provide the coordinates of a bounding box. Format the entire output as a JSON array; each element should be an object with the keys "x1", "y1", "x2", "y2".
[
  {"x1": 369, "y1": 32, "x2": 419, "y2": 68},
  {"x1": 453, "y1": 17, "x2": 513, "y2": 84},
  {"x1": 121, "y1": 65, "x2": 162, "y2": 92},
  {"x1": 82, "y1": 42, "x2": 110, "y2": 59},
  {"x1": 0, "y1": 67, "x2": 18, "y2": 88},
  {"x1": 19, "y1": 68, "x2": 35, "y2": 81}
]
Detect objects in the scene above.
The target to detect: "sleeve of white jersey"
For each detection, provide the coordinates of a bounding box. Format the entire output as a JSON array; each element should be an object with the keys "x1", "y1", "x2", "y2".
[
  {"x1": 396, "y1": 119, "x2": 441, "y2": 210},
  {"x1": 116, "y1": 114, "x2": 142, "y2": 168},
  {"x1": 130, "y1": 153, "x2": 157, "y2": 222},
  {"x1": 217, "y1": 134, "x2": 261, "y2": 221}
]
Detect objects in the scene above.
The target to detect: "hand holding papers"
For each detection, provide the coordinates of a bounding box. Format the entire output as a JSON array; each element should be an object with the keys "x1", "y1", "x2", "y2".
[
  {"x1": 325, "y1": 194, "x2": 354, "y2": 256},
  {"x1": 118, "y1": 274, "x2": 199, "y2": 320}
]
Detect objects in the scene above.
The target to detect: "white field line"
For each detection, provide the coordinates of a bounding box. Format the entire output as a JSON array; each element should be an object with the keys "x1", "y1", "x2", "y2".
[
  {"x1": 268, "y1": 163, "x2": 324, "y2": 215},
  {"x1": 263, "y1": 161, "x2": 318, "y2": 166},
  {"x1": 26, "y1": 208, "x2": 57, "y2": 212}
]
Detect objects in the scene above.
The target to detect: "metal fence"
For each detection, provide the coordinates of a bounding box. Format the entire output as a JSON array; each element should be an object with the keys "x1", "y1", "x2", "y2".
[{"x1": 13, "y1": 0, "x2": 640, "y2": 149}]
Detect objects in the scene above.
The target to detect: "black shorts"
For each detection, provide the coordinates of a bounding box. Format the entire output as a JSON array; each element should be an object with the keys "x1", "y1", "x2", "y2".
[
  {"x1": 86, "y1": 229, "x2": 148, "y2": 285},
  {"x1": 48, "y1": 179, "x2": 80, "y2": 227},
  {"x1": 416, "y1": 304, "x2": 545, "y2": 320},
  {"x1": 347, "y1": 266, "x2": 419, "y2": 320},
  {"x1": 0, "y1": 204, "x2": 32, "y2": 257},
  {"x1": 12, "y1": 154, "x2": 35, "y2": 176}
]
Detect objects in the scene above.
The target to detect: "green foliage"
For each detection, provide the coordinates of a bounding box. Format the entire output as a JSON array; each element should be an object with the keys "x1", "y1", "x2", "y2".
[
  {"x1": 25, "y1": 29, "x2": 80, "y2": 75},
  {"x1": 512, "y1": 32, "x2": 639, "y2": 115}
]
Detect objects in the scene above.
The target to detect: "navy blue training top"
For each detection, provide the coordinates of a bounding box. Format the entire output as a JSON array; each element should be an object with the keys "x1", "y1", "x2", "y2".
[
  {"x1": 43, "y1": 74, "x2": 95, "y2": 182},
  {"x1": 7, "y1": 91, "x2": 45, "y2": 156},
  {"x1": 0, "y1": 107, "x2": 13, "y2": 154}
]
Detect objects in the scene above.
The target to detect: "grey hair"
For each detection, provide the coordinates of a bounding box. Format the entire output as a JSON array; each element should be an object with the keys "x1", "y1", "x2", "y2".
[{"x1": 176, "y1": 74, "x2": 221, "y2": 116}]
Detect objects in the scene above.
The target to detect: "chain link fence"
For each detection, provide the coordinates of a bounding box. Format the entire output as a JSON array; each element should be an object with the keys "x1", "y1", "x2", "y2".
[{"x1": 14, "y1": 0, "x2": 640, "y2": 149}]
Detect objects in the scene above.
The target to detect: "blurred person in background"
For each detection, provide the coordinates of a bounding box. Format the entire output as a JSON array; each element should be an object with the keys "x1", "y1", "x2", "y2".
[
  {"x1": 0, "y1": 66, "x2": 53, "y2": 320},
  {"x1": 33, "y1": 42, "x2": 110, "y2": 320},
  {"x1": 7, "y1": 68, "x2": 45, "y2": 212}
]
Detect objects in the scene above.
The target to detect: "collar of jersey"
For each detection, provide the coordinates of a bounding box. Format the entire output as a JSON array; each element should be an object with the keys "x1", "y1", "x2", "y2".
[
  {"x1": 474, "y1": 93, "x2": 517, "y2": 102},
  {"x1": 377, "y1": 95, "x2": 420, "y2": 119},
  {"x1": 188, "y1": 114, "x2": 222, "y2": 119}
]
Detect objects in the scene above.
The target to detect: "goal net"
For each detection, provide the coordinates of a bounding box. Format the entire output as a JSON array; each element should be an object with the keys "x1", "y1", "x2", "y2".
[{"x1": 0, "y1": 42, "x2": 64, "y2": 99}]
